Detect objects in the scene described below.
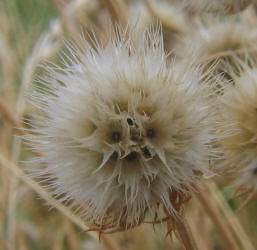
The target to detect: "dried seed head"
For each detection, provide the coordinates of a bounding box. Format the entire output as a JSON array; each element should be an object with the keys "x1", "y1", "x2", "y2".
[
  {"x1": 26, "y1": 26, "x2": 216, "y2": 231},
  {"x1": 218, "y1": 67, "x2": 257, "y2": 191},
  {"x1": 182, "y1": 0, "x2": 252, "y2": 15},
  {"x1": 176, "y1": 18, "x2": 257, "y2": 92}
]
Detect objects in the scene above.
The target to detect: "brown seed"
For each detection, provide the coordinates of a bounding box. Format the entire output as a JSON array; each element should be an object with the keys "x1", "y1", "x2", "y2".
[
  {"x1": 112, "y1": 132, "x2": 121, "y2": 142},
  {"x1": 127, "y1": 118, "x2": 134, "y2": 126},
  {"x1": 143, "y1": 147, "x2": 152, "y2": 159},
  {"x1": 126, "y1": 151, "x2": 138, "y2": 161}
]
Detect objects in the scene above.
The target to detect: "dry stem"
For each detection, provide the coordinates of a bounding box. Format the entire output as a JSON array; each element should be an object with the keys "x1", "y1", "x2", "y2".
[
  {"x1": 143, "y1": 0, "x2": 187, "y2": 33},
  {"x1": 0, "y1": 98, "x2": 24, "y2": 134},
  {"x1": 7, "y1": 18, "x2": 61, "y2": 248},
  {"x1": 205, "y1": 182, "x2": 255, "y2": 250},
  {"x1": 166, "y1": 213, "x2": 198, "y2": 250},
  {"x1": 52, "y1": 0, "x2": 86, "y2": 50},
  {"x1": 175, "y1": 218, "x2": 198, "y2": 250},
  {"x1": 195, "y1": 184, "x2": 240, "y2": 250},
  {"x1": 237, "y1": 192, "x2": 257, "y2": 212},
  {"x1": 102, "y1": 0, "x2": 127, "y2": 28}
]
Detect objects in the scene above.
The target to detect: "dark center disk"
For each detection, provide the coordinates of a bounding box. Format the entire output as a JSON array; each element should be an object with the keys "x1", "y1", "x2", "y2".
[
  {"x1": 126, "y1": 151, "x2": 138, "y2": 161},
  {"x1": 111, "y1": 151, "x2": 119, "y2": 160},
  {"x1": 127, "y1": 118, "x2": 134, "y2": 126},
  {"x1": 143, "y1": 147, "x2": 152, "y2": 159},
  {"x1": 146, "y1": 128, "x2": 155, "y2": 138},
  {"x1": 112, "y1": 132, "x2": 121, "y2": 142},
  {"x1": 253, "y1": 167, "x2": 257, "y2": 175}
]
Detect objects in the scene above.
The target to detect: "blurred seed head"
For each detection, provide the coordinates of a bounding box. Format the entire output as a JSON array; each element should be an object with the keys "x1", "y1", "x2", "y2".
[
  {"x1": 176, "y1": 18, "x2": 257, "y2": 92},
  {"x1": 218, "y1": 66, "x2": 257, "y2": 191},
  {"x1": 182, "y1": 0, "x2": 252, "y2": 15}
]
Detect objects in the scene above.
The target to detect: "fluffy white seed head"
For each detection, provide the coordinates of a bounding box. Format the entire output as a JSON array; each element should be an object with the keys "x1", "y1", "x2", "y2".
[
  {"x1": 26, "y1": 27, "x2": 217, "y2": 230},
  {"x1": 218, "y1": 67, "x2": 257, "y2": 191}
]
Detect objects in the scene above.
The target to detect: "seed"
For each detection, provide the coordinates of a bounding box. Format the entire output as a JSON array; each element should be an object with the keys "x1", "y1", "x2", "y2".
[
  {"x1": 126, "y1": 151, "x2": 138, "y2": 161},
  {"x1": 127, "y1": 118, "x2": 133, "y2": 126},
  {"x1": 143, "y1": 147, "x2": 152, "y2": 159},
  {"x1": 111, "y1": 132, "x2": 121, "y2": 142}
]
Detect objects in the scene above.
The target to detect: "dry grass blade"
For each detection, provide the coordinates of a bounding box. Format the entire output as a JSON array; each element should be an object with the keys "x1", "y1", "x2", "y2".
[
  {"x1": 143, "y1": 0, "x2": 188, "y2": 33},
  {"x1": 175, "y1": 218, "x2": 198, "y2": 250},
  {"x1": 0, "y1": 153, "x2": 122, "y2": 250},
  {"x1": 0, "y1": 97, "x2": 23, "y2": 134},
  {"x1": 195, "y1": 184, "x2": 240, "y2": 250},
  {"x1": 52, "y1": 0, "x2": 86, "y2": 50},
  {"x1": 205, "y1": 182, "x2": 255, "y2": 250},
  {"x1": 7, "y1": 19, "x2": 62, "y2": 247},
  {"x1": 102, "y1": 0, "x2": 127, "y2": 27},
  {"x1": 0, "y1": 154, "x2": 94, "y2": 234},
  {"x1": 237, "y1": 192, "x2": 257, "y2": 212}
]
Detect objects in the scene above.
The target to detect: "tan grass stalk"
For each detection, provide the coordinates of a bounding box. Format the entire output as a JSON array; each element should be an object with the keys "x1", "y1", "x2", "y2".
[
  {"x1": 7, "y1": 32, "x2": 52, "y2": 248},
  {"x1": 0, "y1": 97, "x2": 25, "y2": 135},
  {"x1": 166, "y1": 214, "x2": 198, "y2": 250},
  {"x1": 143, "y1": 0, "x2": 187, "y2": 33},
  {"x1": 237, "y1": 192, "x2": 257, "y2": 212},
  {"x1": 0, "y1": 96, "x2": 43, "y2": 158},
  {"x1": 186, "y1": 208, "x2": 211, "y2": 250},
  {"x1": 64, "y1": 221, "x2": 81, "y2": 250},
  {"x1": 52, "y1": 0, "x2": 85, "y2": 50},
  {"x1": 0, "y1": 153, "x2": 121, "y2": 250},
  {"x1": 53, "y1": 223, "x2": 66, "y2": 250},
  {"x1": 6, "y1": 21, "x2": 62, "y2": 248},
  {"x1": 0, "y1": 231, "x2": 10, "y2": 250},
  {"x1": 75, "y1": 13, "x2": 109, "y2": 47},
  {"x1": 175, "y1": 218, "x2": 198, "y2": 250},
  {"x1": 102, "y1": 0, "x2": 128, "y2": 27},
  {"x1": 205, "y1": 182, "x2": 255, "y2": 250},
  {"x1": 16, "y1": 224, "x2": 33, "y2": 250},
  {"x1": 195, "y1": 184, "x2": 239, "y2": 250}
]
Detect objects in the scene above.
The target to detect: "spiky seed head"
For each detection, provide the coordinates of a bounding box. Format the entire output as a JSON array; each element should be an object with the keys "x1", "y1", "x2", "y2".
[{"x1": 26, "y1": 26, "x2": 217, "y2": 231}]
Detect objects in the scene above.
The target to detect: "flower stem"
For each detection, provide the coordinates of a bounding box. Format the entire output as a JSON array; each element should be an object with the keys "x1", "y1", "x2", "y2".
[
  {"x1": 175, "y1": 218, "x2": 198, "y2": 250},
  {"x1": 166, "y1": 215, "x2": 198, "y2": 250},
  {"x1": 195, "y1": 184, "x2": 239, "y2": 250}
]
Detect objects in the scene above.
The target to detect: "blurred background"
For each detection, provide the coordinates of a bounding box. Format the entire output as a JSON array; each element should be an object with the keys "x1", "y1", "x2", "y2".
[{"x1": 0, "y1": 0, "x2": 256, "y2": 249}]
